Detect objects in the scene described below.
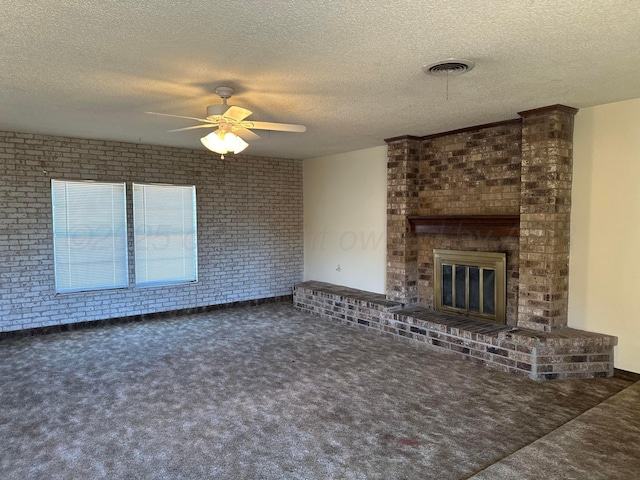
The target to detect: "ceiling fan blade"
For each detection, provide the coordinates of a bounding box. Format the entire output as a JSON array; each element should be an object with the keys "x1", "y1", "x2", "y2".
[
  {"x1": 146, "y1": 111, "x2": 212, "y2": 123},
  {"x1": 168, "y1": 124, "x2": 217, "y2": 133},
  {"x1": 223, "y1": 106, "x2": 253, "y2": 122},
  {"x1": 244, "y1": 121, "x2": 306, "y2": 133},
  {"x1": 233, "y1": 127, "x2": 262, "y2": 141}
]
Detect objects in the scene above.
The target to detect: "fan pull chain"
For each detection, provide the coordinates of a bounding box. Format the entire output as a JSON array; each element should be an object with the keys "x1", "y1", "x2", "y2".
[{"x1": 446, "y1": 71, "x2": 449, "y2": 101}]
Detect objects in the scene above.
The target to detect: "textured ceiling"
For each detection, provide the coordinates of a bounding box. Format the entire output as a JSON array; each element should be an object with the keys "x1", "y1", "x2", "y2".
[{"x1": 1, "y1": 1, "x2": 639, "y2": 159}]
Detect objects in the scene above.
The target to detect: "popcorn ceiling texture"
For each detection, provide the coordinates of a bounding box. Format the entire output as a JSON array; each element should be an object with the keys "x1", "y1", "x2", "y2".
[
  {"x1": 0, "y1": 131, "x2": 303, "y2": 332},
  {"x1": 1, "y1": 2, "x2": 639, "y2": 159}
]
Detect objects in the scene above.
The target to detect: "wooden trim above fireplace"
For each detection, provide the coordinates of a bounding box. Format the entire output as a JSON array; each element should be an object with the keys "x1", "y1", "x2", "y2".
[{"x1": 407, "y1": 215, "x2": 520, "y2": 237}]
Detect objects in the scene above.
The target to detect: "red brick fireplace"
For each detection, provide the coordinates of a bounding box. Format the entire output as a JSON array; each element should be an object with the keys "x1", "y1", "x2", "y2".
[{"x1": 386, "y1": 105, "x2": 578, "y2": 333}]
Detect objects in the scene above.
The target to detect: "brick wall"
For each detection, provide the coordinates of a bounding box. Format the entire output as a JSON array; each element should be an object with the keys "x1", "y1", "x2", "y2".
[
  {"x1": 416, "y1": 122, "x2": 522, "y2": 324},
  {"x1": 517, "y1": 106, "x2": 577, "y2": 332},
  {"x1": 419, "y1": 121, "x2": 522, "y2": 216},
  {"x1": 386, "y1": 106, "x2": 579, "y2": 331},
  {"x1": 385, "y1": 138, "x2": 420, "y2": 304},
  {"x1": 0, "y1": 131, "x2": 303, "y2": 332}
]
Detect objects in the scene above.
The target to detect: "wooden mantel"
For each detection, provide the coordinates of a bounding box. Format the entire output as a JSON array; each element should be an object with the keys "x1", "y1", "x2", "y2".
[{"x1": 407, "y1": 215, "x2": 520, "y2": 237}]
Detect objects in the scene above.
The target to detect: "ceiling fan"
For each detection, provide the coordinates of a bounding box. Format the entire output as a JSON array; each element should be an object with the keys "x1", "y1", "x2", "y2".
[{"x1": 146, "y1": 86, "x2": 306, "y2": 158}]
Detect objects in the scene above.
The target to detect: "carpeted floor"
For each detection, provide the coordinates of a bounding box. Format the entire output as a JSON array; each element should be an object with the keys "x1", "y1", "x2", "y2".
[
  {"x1": 470, "y1": 380, "x2": 640, "y2": 479},
  {"x1": 1, "y1": 302, "x2": 638, "y2": 479}
]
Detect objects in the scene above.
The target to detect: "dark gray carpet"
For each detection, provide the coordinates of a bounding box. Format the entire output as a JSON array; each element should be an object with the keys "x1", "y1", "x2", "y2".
[
  {"x1": 0, "y1": 303, "x2": 637, "y2": 479},
  {"x1": 470, "y1": 380, "x2": 640, "y2": 479}
]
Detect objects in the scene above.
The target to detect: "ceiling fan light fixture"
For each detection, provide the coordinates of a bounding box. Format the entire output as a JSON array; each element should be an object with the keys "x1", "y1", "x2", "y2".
[
  {"x1": 225, "y1": 131, "x2": 248, "y2": 154},
  {"x1": 201, "y1": 130, "x2": 248, "y2": 156},
  {"x1": 149, "y1": 85, "x2": 305, "y2": 155},
  {"x1": 201, "y1": 130, "x2": 227, "y2": 154}
]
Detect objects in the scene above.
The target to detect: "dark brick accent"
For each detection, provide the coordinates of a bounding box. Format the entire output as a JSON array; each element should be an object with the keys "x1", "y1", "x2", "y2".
[
  {"x1": 517, "y1": 362, "x2": 533, "y2": 372},
  {"x1": 487, "y1": 347, "x2": 509, "y2": 357},
  {"x1": 410, "y1": 326, "x2": 427, "y2": 336}
]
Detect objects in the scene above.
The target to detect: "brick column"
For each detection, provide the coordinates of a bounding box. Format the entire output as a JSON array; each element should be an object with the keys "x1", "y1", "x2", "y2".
[
  {"x1": 385, "y1": 137, "x2": 421, "y2": 304},
  {"x1": 517, "y1": 105, "x2": 578, "y2": 331}
]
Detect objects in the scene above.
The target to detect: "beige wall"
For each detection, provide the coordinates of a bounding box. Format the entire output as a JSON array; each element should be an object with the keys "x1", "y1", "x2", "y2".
[
  {"x1": 303, "y1": 146, "x2": 387, "y2": 293},
  {"x1": 570, "y1": 98, "x2": 640, "y2": 373}
]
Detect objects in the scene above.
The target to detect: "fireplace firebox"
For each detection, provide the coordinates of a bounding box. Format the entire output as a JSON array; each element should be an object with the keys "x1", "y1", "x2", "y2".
[{"x1": 433, "y1": 249, "x2": 506, "y2": 325}]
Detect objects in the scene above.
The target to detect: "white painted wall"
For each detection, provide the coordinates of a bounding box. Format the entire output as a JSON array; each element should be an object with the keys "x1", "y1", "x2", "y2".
[
  {"x1": 303, "y1": 146, "x2": 387, "y2": 293},
  {"x1": 569, "y1": 98, "x2": 640, "y2": 373}
]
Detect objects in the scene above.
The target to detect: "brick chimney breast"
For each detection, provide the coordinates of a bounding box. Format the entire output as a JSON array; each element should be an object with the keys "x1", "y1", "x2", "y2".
[
  {"x1": 385, "y1": 106, "x2": 578, "y2": 332},
  {"x1": 517, "y1": 105, "x2": 578, "y2": 332}
]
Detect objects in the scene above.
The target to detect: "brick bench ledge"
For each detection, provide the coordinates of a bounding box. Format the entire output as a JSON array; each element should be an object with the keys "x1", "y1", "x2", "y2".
[{"x1": 293, "y1": 281, "x2": 617, "y2": 381}]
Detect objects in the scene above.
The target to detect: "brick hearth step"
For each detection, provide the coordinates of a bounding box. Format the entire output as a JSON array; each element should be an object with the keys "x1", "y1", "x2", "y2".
[{"x1": 293, "y1": 281, "x2": 617, "y2": 381}]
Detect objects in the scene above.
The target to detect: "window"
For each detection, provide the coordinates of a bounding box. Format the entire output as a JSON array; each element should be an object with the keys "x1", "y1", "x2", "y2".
[
  {"x1": 133, "y1": 183, "x2": 198, "y2": 287},
  {"x1": 51, "y1": 179, "x2": 128, "y2": 293},
  {"x1": 51, "y1": 180, "x2": 198, "y2": 292}
]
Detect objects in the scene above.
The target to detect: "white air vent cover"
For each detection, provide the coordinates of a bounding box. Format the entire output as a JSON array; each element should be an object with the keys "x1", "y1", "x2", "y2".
[{"x1": 423, "y1": 59, "x2": 475, "y2": 76}]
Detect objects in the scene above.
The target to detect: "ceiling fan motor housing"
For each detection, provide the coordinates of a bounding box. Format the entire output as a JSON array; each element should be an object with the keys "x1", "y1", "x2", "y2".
[
  {"x1": 206, "y1": 104, "x2": 228, "y2": 119},
  {"x1": 214, "y1": 86, "x2": 234, "y2": 99}
]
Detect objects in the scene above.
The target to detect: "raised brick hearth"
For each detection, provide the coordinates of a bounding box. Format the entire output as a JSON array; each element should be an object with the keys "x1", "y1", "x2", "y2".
[{"x1": 293, "y1": 281, "x2": 617, "y2": 380}]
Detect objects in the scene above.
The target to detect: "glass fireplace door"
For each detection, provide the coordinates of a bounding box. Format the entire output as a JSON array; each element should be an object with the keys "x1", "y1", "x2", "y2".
[{"x1": 434, "y1": 250, "x2": 506, "y2": 324}]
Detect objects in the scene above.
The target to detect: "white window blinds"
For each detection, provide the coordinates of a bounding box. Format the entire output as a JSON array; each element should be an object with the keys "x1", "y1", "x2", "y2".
[
  {"x1": 133, "y1": 183, "x2": 198, "y2": 287},
  {"x1": 51, "y1": 179, "x2": 129, "y2": 293}
]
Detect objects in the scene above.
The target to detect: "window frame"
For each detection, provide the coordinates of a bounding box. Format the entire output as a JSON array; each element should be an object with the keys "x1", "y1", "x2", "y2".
[
  {"x1": 51, "y1": 179, "x2": 129, "y2": 294},
  {"x1": 132, "y1": 182, "x2": 198, "y2": 288}
]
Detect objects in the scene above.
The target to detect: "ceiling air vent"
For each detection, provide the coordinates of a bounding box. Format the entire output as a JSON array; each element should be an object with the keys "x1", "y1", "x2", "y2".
[{"x1": 422, "y1": 59, "x2": 475, "y2": 76}]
